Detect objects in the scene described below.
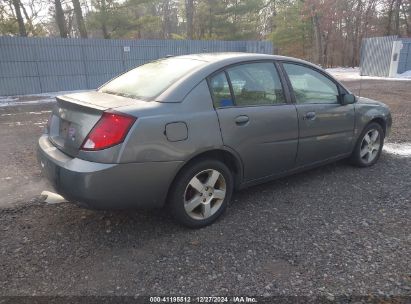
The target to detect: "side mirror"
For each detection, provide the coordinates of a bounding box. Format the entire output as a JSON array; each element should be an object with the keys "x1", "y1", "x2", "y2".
[{"x1": 341, "y1": 93, "x2": 356, "y2": 105}]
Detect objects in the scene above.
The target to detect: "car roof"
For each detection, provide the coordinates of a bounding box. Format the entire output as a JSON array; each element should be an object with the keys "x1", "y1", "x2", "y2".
[
  {"x1": 171, "y1": 52, "x2": 312, "y2": 65},
  {"x1": 156, "y1": 52, "x2": 349, "y2": 102}
]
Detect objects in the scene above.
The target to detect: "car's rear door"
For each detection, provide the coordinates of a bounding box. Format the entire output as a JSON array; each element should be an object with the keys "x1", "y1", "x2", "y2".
[
  {"x1": 281, "y1": 62, "x2": 355, "y2": 167},
  {"x1": 208, "y1": 61, "x2": 298, "y2": 182}
]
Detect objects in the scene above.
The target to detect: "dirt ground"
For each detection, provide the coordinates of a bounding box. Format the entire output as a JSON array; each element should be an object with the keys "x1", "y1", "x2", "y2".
[{"x1": 0, "y1": 78, "x2": 410, "y2": 299}]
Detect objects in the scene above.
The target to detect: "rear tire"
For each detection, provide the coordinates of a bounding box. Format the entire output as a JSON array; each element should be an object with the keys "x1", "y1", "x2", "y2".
[
  {"x1": 168, "y1": 159, "x2": 234, "y2": 228},
  {"x1": 350, "y1": 122, "x2": 384, "y2": 167}
]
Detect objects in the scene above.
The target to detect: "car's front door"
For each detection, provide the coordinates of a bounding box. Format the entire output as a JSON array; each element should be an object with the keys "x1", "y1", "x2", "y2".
[
  {"x1": 282, "y1": 62, "x2": 355, "y2": 167},
  {"x1": 208, "y1": 61, "x2": 298, "y2": 182}
]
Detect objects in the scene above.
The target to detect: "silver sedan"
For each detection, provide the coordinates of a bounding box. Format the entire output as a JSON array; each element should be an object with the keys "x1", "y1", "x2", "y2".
[{"x1": 38, "y1": 53, "x2": 392, "y2": 227}]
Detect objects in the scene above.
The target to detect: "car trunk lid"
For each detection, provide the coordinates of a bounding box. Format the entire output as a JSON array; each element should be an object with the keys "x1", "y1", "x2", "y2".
[{"x1": 48, "y1": 91, "x2": 142, "y2": 157}]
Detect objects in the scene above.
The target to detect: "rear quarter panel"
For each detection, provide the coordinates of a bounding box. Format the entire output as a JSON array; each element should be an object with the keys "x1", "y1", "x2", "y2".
[{"x1": 117, "y1": 80, "x2": 223, "y2": 163}]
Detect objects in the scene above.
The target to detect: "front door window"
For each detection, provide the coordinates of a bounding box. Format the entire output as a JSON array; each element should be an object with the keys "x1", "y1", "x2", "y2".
[
  {"x1": 283, "y1": 63, "x2": 339, "y2": 104},
  {"x1": 226, "y1": 62, "x2": 286, "y2": 106}
]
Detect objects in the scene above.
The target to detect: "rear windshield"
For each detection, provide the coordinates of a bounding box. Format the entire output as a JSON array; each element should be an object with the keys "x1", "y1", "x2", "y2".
[{"x1": 99, "y1": 58, "x2": 206, "y2": 100}]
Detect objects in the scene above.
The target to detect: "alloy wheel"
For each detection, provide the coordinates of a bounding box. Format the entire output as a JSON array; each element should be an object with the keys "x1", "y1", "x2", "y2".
[
  {"x1": 360, "y1": 129, "x2": 381, "y2": 164},
  {"x1": 183, "y1": 169, "x2": 226, "y2": 220}
]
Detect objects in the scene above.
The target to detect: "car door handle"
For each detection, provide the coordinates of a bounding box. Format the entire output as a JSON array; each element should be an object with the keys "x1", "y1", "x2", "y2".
[
  {"x1": 234, "y1": 115, "x2": 249, "y2": 125},
  {"x1": 303, "y1": 111, "x2": 316, "y2": 120}
]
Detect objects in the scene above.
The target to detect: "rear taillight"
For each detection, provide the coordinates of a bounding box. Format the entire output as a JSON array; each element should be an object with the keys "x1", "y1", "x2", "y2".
[{"x1": 81, "y1": 111, "x2": 136, "y2": 151}]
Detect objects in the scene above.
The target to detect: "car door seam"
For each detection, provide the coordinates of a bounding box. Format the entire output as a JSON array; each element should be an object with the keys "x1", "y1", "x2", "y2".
[{"x1": 278, "y1": 61, "x2": 300, "y2": 167}]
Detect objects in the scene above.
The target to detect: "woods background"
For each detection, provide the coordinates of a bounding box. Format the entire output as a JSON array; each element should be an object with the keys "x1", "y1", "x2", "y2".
[{"x1": 1, "y1": 0, "x2": 410, "y2": 67}]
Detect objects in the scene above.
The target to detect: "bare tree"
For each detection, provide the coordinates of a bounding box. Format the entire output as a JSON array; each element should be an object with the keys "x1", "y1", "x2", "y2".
[
  {"x1": 20, "y1": 4, "x2": 35, "y2": 34},
  {"x1": 11, "y1": 0, "x2": 26, "y2": 36},
  {"x1": 185, "y1": 0, "x2": 194, "y2": 39},
  {"x1": 311, "y1": 8, "x2": 323, "y2": 65},
  {"x1": 99, "y1": 0, "x2": 110, "y2": 39},
  {"x1": 403, "y1": 2, "x2": 410, "y2": 35},
  {"x1": 72, "y1": 0, "x2": 87, "y2": 38},
  {"x1": 162, "y1": 0, "x2": 171, "y2": 39},
  {"x1": 207, "y1": 0, "x2": 213, "y2": 37},
  {"x1": 54, "y1": 0, "x2": 68, "y2": 37},
  {"x1": 394, "y1": 0, "x2": 401, "y2": 35},
  {"x1": 386, "y1": 0, "x2": 395, "y2": 35}
]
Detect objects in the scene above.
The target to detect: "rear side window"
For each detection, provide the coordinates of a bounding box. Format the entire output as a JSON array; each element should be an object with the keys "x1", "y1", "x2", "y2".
[
  {"x1": 209, "y1": 72, "x2": 234, "y2": 108},
  {"x1": 226, "y1": 62, "x2": 285, "y2": 106},
  {"x1": 283, "y1": 63, "x2": 339, "y2": 104},
  {"x1": 99, "y1": 58, "x2": 206, "y2": 100}
]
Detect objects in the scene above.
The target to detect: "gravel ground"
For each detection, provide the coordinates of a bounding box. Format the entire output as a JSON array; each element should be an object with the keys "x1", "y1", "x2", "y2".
[
  {"x1": 0, "y1": 79, "x2": 410, "y2": 299},
  {"x1": 0, "y1": 105, "x2": 52, "y2": 208}
]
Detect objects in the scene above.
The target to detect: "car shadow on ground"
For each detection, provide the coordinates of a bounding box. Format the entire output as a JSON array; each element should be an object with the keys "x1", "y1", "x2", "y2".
[
  {"x1": 1, "y1": 151, "x2": 410, "y2": 295},
  {"x1": 3, "y1": 150, "x2": 409, "y2": 239}
]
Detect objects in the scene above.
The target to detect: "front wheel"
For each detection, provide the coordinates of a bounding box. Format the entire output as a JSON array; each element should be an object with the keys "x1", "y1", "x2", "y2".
[
  {"x1": 350, "y1": 122, "x2": 384, "y2": 167},
  {"x1": 168, "y1": 159, "x2": 234, "y2": 228}
]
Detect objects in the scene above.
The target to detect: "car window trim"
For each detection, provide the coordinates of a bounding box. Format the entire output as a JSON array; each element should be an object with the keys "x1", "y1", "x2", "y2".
[
  {"x1": 274, "y1": 61, "x2": 293, "y2": 104},
  {"x1": 224, "y1": 70, "x2": 237, "y2": 106},
  {"x1": 206, "y1": 71, "x2": 236, "y2": 108},
  {"x1": 206, "y1": 59, "x2": 289, "y2": 109},
  {"x1": 279, "y1": 61, "x2": 346, "y2": 105}
]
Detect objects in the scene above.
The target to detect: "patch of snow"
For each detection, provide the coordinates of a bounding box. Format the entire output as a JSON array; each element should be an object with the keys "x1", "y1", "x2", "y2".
[
  {"x1": 383, "y1": 142, "x2": 411, "y2": 157},
  {"x1": 28, "y1": 111, "x2": 50, "y2": 115},
  {"x1": 326, "y1": 67, "x2": 361, "y2": 80},
  {"x1": 326, "y1": 67, "x2": 359, "y2": 73},
  {"x1": 0, "y1": 96, "x2": 18, "y2": 103},
  {"x1": 0, "y1": 90, "x2": 86, "y2": 107},
  {"x1": 0, "y1": 110, "x2": 51, "y2": 117},
  {"x1": 0, "y1": 97, "x2": 56, "y2": 108},
  {"x1": 326, "y1": 67, "x2": 411, "y2": 81},
  {"x1": 397, "y1": 70, "x2": 411, "y2": 79},
  {"x1": 26, "y1": 90, "x2": 85, "y2": 97}
]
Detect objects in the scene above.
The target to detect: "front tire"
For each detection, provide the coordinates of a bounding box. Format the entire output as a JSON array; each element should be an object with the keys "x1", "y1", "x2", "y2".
[
  {"x1": 350, "y1": 122, "x2": 384, "y2": 167},
  {"x1": 168, "y1": 159, "x2": 234, "y2": 228}
]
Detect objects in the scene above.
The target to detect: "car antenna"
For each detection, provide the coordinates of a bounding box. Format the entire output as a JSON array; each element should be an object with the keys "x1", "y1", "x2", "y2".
[
  {"x1": 358, "y1": 65, "x2": 363, "y2": 99},
  {"x1": 358, "y1": 44, "x2": 363, "y2": 99}
]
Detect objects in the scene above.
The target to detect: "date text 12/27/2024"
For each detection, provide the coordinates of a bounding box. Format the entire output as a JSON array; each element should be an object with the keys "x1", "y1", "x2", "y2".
[{"x1": 149, "y1": 296, "x2": 258, "y2": 303}]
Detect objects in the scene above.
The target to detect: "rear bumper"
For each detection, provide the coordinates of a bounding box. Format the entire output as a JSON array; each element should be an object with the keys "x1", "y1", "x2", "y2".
[{"x1": 37, "y1": 135, "x2": 182, "y2": 209}]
